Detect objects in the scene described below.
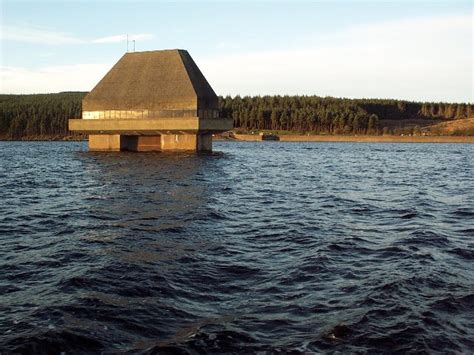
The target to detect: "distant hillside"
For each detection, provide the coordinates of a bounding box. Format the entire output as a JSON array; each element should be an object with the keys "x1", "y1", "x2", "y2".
[
  {"x1": 0, "y1": 92, "x2": 472, "y2": 139},
  {"x1": 221, "y1": 96, "x2": 473, "y2": 135},
  {"x1": 425, "y1": 118, "x2": 474, "y2": 136}
]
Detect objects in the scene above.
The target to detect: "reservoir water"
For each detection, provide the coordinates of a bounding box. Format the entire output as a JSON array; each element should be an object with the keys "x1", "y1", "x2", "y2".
[{"x1": 0, "y1": 141, "x2": 473, "y2": 353}]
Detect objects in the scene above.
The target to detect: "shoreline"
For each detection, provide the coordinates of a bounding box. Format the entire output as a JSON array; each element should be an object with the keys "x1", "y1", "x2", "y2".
[
  {"x1": 0, "y1": 135, "x2": 86, "y2": 142},
  {"x1": 1, "y1": 135, "x2": 473, "y2": 144},
  {"x1": 230, "y1": 134, "x2": 474, "y2": 143}
]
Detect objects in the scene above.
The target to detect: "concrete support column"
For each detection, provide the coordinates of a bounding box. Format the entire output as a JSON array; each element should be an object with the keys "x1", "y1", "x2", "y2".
[
  {"x1": 161, "y1": 134, "x2": 197, "y2": 151},
  {"x1": 89, "y1": 134, "x2": 121, "y2": 151},
  {"x1": 88, "y1": 133, "x2": 213, "y2": 152},
  {"x1": 197, "y1": 133, "x2": 212, "y2": 152}
]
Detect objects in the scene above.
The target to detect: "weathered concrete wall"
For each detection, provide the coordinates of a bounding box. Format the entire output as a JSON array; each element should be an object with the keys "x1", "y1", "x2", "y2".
[
  {"x1": 199, "y1": 118, "x2": 234, "y2": 132},
  {"x1": 135, "y1": 136, "x2": 161, "y2": 151},
  {"x1": 88, "y1": 133, "x2": 214, "y2": 151},
  {"x1": 69, "y1": 118, "x2": 233, "y2": 135},
  {"x1": 161, "y1": 134, "x2": 197, "y2": 151},
  {"x1": 69, "y1": 118, "x2": 200, "y2": 134},
  {"x1": 89, "y1": 134, "x2": 122, "y2": 151}
]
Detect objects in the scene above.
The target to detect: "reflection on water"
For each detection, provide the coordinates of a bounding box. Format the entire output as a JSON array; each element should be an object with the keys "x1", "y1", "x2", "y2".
[
  {"x1": 78, "y1": 151, "x2": 225, "y2": 267},
  {"x1": 0, "y1": 141, "x2": 473, "y2": 353}
]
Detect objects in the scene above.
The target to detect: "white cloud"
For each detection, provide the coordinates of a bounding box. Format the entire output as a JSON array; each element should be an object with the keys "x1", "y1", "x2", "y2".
[
  {"x1": 1, "y1": 14, "x2": 471, "y2": 102},
  {"x1": 0, "y1": 64, "x2": 111, "y2": 93},
  {"x1": 1, "y1": 24, "x2": 154, "y2": 45},
  {"x1": 199, "y1": 13, "x2": 472, "y2": 102},
  {"x1": 1, "y1": 25, "x2": 84, "y2": 45},
  {"x1": 92, "y1": 34, "x2": 154, "y2": 44}
]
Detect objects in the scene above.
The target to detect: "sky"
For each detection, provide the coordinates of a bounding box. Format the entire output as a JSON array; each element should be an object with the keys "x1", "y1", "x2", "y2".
[{"x1": 0, "y1": 0, "x2": 472, "y2": 103}]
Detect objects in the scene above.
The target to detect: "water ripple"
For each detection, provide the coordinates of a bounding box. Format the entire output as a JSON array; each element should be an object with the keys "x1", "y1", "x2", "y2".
[{"x1": 0, "y1": 141, "x2": 473, "y2": 353}]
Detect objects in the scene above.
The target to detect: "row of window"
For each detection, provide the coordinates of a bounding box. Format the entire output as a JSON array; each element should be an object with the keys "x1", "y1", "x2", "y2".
[{"x1": 82, "y1": 109, "x2": 220, "y2": 119}]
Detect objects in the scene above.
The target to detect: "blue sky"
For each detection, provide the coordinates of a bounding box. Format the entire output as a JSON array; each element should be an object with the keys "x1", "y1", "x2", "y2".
[{"x1": 1, "y1": 0, "x2": 472, "y2": 102}]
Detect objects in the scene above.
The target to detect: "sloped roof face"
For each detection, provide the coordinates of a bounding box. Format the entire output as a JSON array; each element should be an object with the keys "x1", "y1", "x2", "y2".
[
  {"x1": 178, "y1": 50, "x2": 218, "y2": 110},
  {"x1": 83, "y1": 49, "x2": 218, "y2": 111}
]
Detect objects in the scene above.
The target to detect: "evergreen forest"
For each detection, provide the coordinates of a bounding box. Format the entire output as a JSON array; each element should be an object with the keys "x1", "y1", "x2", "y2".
[{"x1": 0, "y1": 92, "x2": 472, "y2": 139}]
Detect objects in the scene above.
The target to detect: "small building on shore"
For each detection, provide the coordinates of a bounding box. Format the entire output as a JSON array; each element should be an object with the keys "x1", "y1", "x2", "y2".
[{"x1": 69, "y1": 49, "x2": 232, "y2": 152}]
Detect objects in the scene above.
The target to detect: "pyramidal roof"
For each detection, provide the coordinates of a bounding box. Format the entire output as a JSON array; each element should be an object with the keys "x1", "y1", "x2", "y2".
[{"x1": 83, "y1": 49, "x2": 217, "y2": 112}]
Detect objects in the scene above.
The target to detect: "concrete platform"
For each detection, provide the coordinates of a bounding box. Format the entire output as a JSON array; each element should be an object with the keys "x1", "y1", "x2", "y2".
[
  {"x1": 69, "y1": 117, "x2": 232, "y2": 151},
  {"x1": 68, "y1": 118, "x2": 233, "y2": 135}
]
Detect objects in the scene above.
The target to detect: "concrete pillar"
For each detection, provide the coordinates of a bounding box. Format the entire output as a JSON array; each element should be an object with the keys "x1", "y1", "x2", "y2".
[
  {"x1": 88, "y1": 134, "x2": 212, "y2": 152},
  {"x1": 197, "y1": 133, "x2": 212, "y2": 152},
  {"x1": 161, "y1": 134, "x2": 197, "y2": 151},
  {"x1": 89, "y1": 134, "x2": 121, "y2": 151}
]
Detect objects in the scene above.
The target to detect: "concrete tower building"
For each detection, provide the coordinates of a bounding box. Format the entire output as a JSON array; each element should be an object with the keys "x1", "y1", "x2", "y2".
[{"x1": 69, "y1": 49, "x2": 232, "y2": 152}]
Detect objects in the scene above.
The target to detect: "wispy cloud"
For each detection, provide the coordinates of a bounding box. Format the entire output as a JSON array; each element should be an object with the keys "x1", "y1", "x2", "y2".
[
  {"x1": 1, "y1": 24, "x2": 154, "y2": 45},
  {"x1": 0, "y1": 64, "x2": 111, "y2": 93},
  {"x1": 199, "y1": 13, "x2": 472, "y2": 103},
  {"x1": 1, "y1": 13, "x2": 471, "y2": 103},
  {"x1": 2, "y1": 25, "x2": 84, "y2": 45},
  {"x1": 92, "y1": 34, "x2": 154, "y2": 44}
]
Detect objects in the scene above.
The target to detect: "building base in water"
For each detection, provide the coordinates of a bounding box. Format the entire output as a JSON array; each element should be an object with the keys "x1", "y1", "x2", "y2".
[
  {"x1": 86, "y1": 134, "x2": 211, "y2": 152},
  {"x1": 69, "y1": 116, "x2": 232, "y2": 152}
]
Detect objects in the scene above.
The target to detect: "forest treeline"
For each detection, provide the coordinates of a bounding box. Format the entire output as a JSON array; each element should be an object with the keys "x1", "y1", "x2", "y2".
[
  {"x1": 0, "y1": 92, "x2": 472, "y2": 139},
  {"x1": 0, "y1": 93, "x2": 83, "y2": 139},
  {"x1": 221, "y1": 95, "x2": 473, "y2": 134}
]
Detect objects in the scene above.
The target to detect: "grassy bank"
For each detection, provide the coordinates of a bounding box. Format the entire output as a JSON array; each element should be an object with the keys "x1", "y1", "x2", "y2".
[
  {"x1": 277, "y1": 135, "x2": 474, "y2": 143},
  {"x1": 228, "y1": 133, "x2": 474, "y2": 143}
]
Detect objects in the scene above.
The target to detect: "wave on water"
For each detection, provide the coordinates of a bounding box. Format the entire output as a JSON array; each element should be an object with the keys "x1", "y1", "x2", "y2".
[{"x1": 0, "y1": 141, "x2": 473, "y2": 353}]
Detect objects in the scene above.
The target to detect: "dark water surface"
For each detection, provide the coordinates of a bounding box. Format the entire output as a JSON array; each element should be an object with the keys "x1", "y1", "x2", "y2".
[{"x1": 0, "y1": 141, "x2": 473, "y2": 353}]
